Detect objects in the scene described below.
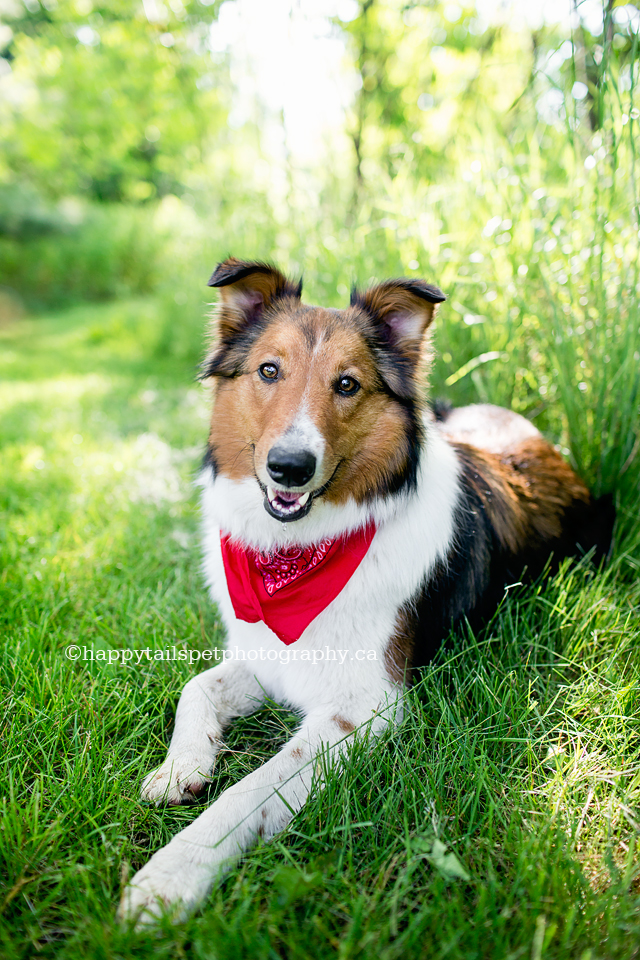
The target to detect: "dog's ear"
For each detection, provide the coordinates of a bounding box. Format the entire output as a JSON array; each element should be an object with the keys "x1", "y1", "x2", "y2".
[
  {"x1": 351, "y1": 278, "x2": 445, "y2": 361},
  {"x1": 351, "y1": 278, "x2": 445, "y2": 398},
  {"x1": 204, "y1": 259, "x2": 302, "y2": 379},
  {"x1": 208, "y1": 258, "x2": 302, "y2": 339}
]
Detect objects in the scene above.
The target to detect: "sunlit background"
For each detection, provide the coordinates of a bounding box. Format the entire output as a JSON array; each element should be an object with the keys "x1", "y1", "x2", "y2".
[{"x1": 1, "y1": 0, "x2": 639, "y2": 492}]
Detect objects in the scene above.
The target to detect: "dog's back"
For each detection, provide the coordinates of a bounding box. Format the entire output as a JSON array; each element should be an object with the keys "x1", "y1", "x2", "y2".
[{"x1": 402, "y1": 401, "x2": 616, "y2": 666}]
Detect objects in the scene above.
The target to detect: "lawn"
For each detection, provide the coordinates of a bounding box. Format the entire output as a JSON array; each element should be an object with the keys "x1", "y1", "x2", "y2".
[{"x1": 0, "y1": 291, "x2": 639, "y2": 959}]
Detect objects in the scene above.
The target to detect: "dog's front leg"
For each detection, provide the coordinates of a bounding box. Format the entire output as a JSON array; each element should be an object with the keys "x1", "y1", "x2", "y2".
[
  {"x1": 141, "y1": 660, "x2": 265, "y2": 805},
  {"x1": 120, "y1": 707, "x2": 390, "y2": 925}
]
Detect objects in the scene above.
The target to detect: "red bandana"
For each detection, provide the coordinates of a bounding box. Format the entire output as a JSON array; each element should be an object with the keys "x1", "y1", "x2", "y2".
[{"x1": 220, "y1": 523, "x2": 377, "y2": 645}]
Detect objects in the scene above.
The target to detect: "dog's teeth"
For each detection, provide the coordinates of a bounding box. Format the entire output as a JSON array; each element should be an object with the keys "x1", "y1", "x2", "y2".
[{"x1": 265, "y1": 485, "x2": 311, "y2": 518}]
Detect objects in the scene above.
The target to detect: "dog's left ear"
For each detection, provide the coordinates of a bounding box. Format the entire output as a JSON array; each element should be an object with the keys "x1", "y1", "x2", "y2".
[{"x1": 351, "y1": 278, "x2": 445, "y2": 361}]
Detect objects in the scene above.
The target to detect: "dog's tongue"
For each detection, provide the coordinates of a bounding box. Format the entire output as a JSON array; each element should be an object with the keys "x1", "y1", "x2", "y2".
[
  {"x1": 277, "y1": 491, "x2": 303, "y2": 503},
  {"x1": 266, "y1": 486, "x2": 311, "y2": 517}
]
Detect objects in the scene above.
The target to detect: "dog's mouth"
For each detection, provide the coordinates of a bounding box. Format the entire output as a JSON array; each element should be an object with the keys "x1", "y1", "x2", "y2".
[
  {"x1": 255, "y1": 460, "x2": 342, "y2": 523},
  {"x1": 264, "y1": 486, "x2": 313, "y2": 523}
]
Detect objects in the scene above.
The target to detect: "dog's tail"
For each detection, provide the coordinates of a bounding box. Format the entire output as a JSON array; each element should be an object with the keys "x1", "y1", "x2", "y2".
[{"x1": 570, "y1": 492, "x2": 617, "y2": 565}]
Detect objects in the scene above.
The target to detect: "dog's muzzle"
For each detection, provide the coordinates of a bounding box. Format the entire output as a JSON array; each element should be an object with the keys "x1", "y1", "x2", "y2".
[{"x1": 263, "y1": 447, "x2": 317, "y2": 522}]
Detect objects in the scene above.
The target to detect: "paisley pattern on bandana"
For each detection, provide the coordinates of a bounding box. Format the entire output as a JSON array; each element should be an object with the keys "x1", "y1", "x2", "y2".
[
  {"x1": 255, "y1": 539, "x2": 334, "y2": 595},
  {"x1": 220, "y1": 523, "x2": 377, "y2": 645}
]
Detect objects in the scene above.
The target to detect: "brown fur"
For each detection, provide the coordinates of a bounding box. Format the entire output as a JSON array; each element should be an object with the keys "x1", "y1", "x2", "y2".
[
  {"x1": 384, "y1": 603, "x2": 417, "y2": 684},
  {"x1": 455, "y1": 438, "x2": 591, "y2": 556},
  {"x1": 332, "y1": 715, "x2": 355, "y2": 734}
]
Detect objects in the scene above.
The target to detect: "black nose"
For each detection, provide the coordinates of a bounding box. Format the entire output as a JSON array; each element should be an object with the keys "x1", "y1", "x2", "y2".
[{"x1": 266, "y1": 448, "x2": 316, "y2": 488}]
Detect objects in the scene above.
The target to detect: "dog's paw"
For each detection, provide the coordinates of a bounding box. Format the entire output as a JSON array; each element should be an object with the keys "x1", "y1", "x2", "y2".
[
  {"x1": 141, "y1": 754, "x2": 213, "y2": 805},
  {"x1": 118, "y1": 854, "x2": 211, "y2": 928}
]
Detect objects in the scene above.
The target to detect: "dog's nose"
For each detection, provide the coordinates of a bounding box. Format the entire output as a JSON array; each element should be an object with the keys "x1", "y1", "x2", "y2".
[{"x1": 266, "y1": 448, "x2": 316, "y2": 488}]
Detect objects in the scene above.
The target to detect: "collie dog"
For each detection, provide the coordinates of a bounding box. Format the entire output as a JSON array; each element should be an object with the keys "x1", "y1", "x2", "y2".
[{"x1": 120, "y1": 258, "x2": 611, "y2": 923}]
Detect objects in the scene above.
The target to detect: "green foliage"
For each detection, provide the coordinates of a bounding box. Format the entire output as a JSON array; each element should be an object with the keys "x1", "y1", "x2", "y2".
[
  {"x1": 0, "y1": 202, "x2": 166, "y2": 308},
  {"x1": 341, "y1": 0, "x2": 640, "y2": 192},
  {"x1": 0, "y1": 0, "x2": 226, "y2": 202}
]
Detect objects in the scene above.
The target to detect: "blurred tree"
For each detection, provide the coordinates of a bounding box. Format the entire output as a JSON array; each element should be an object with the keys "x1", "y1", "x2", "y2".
[
  {"x1": 340, "y1": 0, "x2": 639, "y2": 206},
  {"x1": 0, "y1": 0, "x2": 227, "y2": 202},
  {"x1": 343, "y1": 0, "x2": 525, "y2": 206}
]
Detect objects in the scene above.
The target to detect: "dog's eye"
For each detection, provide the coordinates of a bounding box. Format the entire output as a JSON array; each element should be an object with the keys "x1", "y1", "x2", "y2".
[
  {"x1": 259, "y1": 363, "x2": 279, "y2": 381},
  {"x1": 337, "y1": 376, "x2": 360, "y2": 397}
]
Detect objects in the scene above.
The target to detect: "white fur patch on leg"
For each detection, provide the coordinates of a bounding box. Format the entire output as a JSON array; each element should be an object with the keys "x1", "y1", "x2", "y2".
[
  {"x1": 140, "y1": 662, "x2": 266, "y2": 805},
  {"x1": 121, "y1": 709, "x2": 391, "y2": 926}
]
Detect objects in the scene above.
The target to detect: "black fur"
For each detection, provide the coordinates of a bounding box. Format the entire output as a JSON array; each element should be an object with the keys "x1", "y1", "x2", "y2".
[
  {"x1": 430, "y1": 398, "x2": 453, "y2": 422},
  {"x1": 409, "y1": 452, "x2": 496, "y2": 667},
  {"x1": 357, "y1": 394, "x2": 423, "y2": 501},
  {"x1": 349, "y1": 309, "x2": 424, "y2": 498},
  {"x1": 409, "y1": 453, "x2": 616, "y2": 669},
  {"x1": 201, "y1": 317, "x2": 271, "y2": 380},
  {"x1": 203, "y1": 260, "x2": 303, "y2": 379},
  {"x1": 349, "y1": 279, "x2": 444, "y2": 402},
  {"x1": 202, "y1": 443, "x2": 217, "y2": 479}
]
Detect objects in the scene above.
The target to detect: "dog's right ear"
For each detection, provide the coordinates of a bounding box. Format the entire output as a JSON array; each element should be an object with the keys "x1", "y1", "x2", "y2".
[
  {"x1": 203, "y1": 259, "x2": 302, "y2": 379},
  {"x1": 208, "y1": 258, "x2": 302, "y2": 340}
]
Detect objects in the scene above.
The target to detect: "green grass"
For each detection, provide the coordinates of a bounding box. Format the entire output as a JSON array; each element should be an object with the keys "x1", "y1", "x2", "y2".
[{"x1": 0, "y1": 293, "x2": 639, "y2": 959}]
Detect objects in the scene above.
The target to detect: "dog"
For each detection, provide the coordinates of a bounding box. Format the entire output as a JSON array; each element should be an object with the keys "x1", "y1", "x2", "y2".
[{"x1": 119, "y1": 258, "x2": 613, "y2": 923}]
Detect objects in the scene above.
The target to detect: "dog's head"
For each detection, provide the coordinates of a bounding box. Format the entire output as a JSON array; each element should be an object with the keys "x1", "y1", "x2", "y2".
[{"x1": 203, "y1": 258, "x2": 445, "y2": 523}]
